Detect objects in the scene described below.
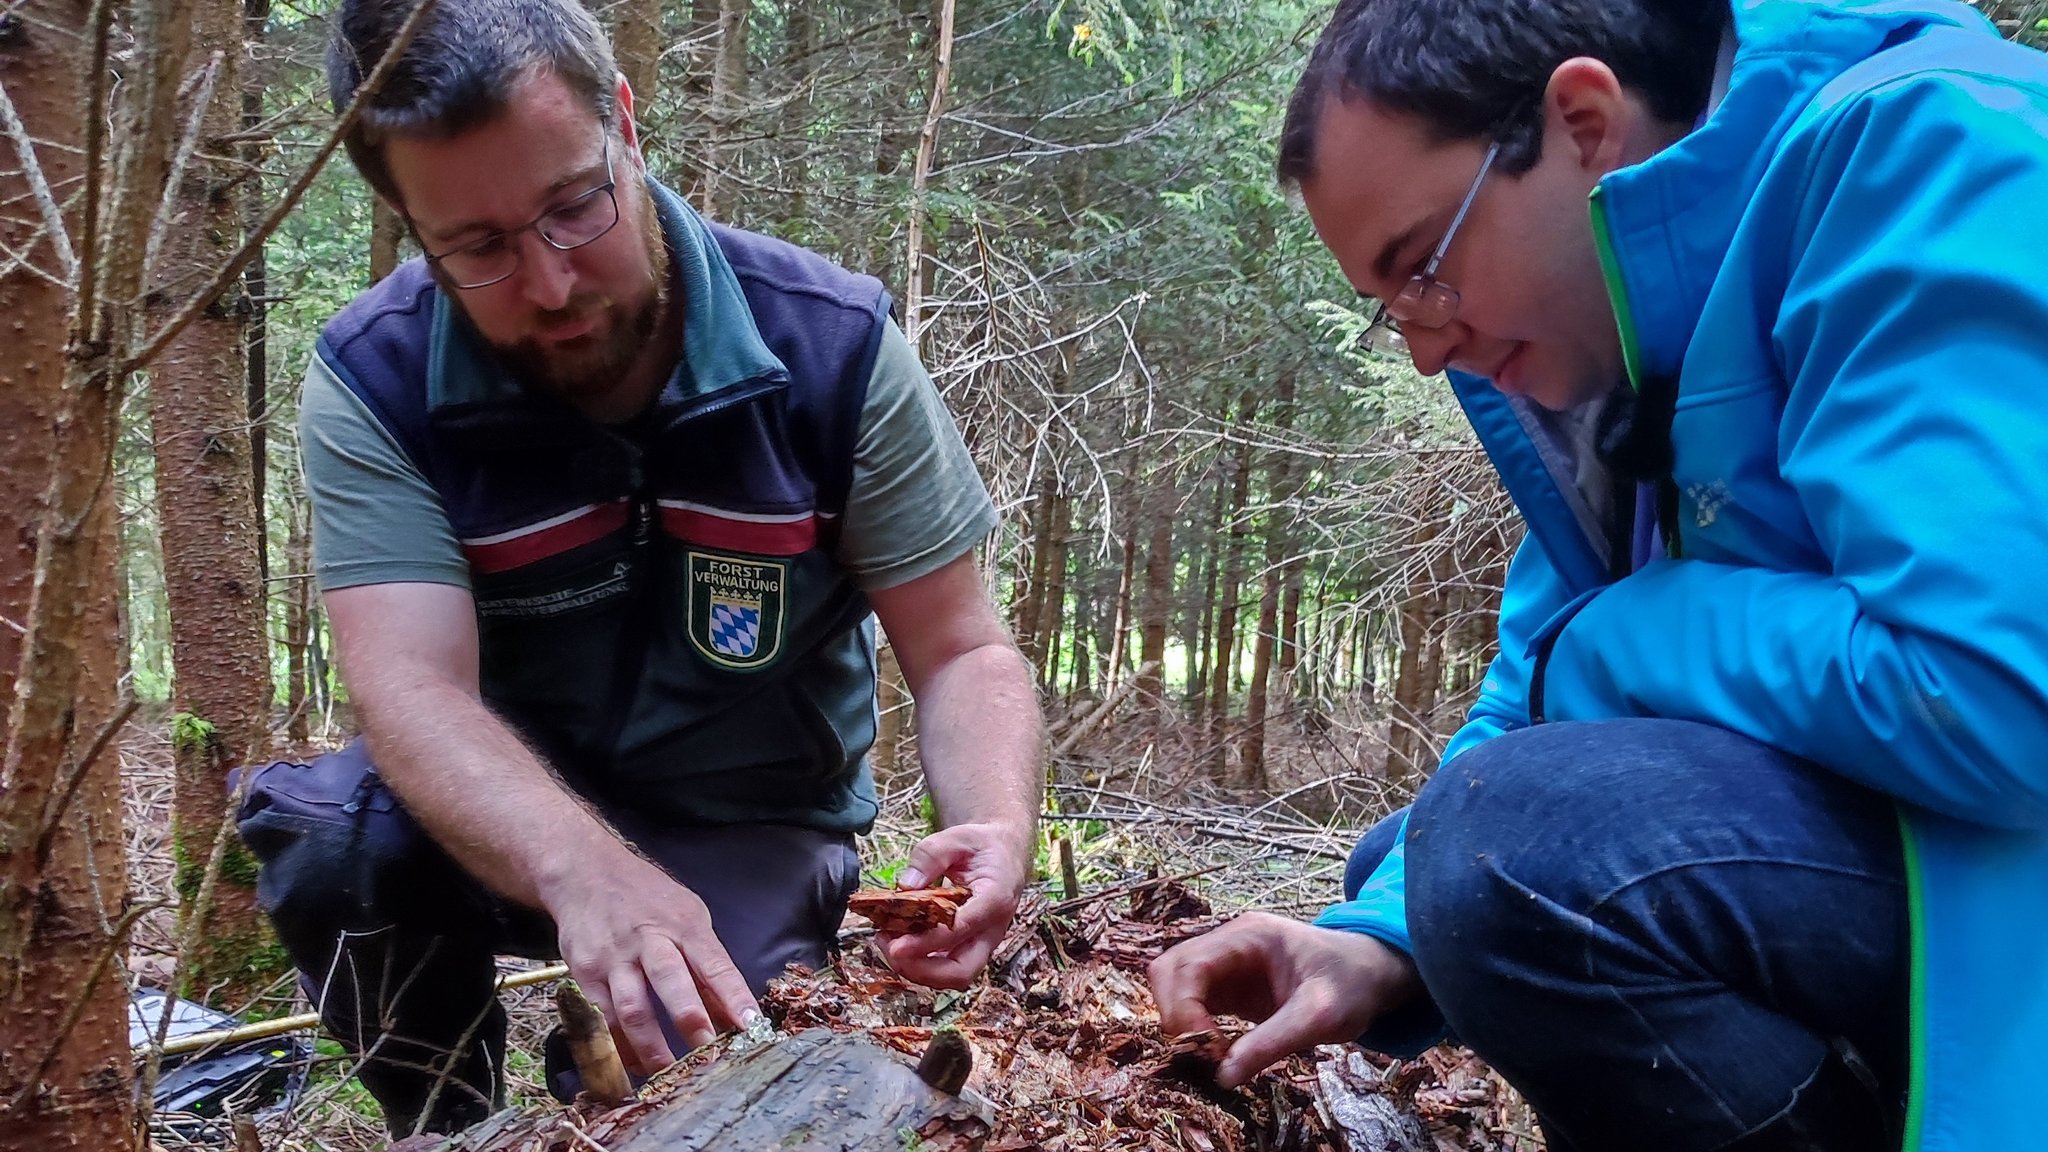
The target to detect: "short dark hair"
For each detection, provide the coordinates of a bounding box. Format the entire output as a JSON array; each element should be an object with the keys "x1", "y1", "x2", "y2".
[
  {"x1": 328, "y1": 0, "x2": 619, "y2": 203},
  {"x1": 1277, "y1": 0, "x2": 1725, "y2": 184}
]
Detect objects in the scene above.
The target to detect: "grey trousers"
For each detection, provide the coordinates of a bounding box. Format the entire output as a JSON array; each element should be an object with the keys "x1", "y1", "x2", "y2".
[{"x1": 237, "y1": 739, "x2": 861, "y2": 1136}]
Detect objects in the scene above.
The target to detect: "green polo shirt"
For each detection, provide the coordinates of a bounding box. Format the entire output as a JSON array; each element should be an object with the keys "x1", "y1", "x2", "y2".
[{"x1": 301, "y1": 317, "x2": 996, "y2": 596}]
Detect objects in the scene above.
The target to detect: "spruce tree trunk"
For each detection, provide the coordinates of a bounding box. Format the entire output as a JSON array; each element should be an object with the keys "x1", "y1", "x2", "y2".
[
  {"x1": 145, "y1": 0, "x2": 279, "y2": 1004},
  {"x1": 283, "y1": 489, "x2": 313, "y2": 745},
  {"x1": 781, "y1": 0, "x2": 817, "y2": 218},
  {"x1": 370, "y1": 198, "x2": 404, "y2": 283},
  {"x1": 1105, "y1": 493, "x2": 1137, "y2": 693},
  {"x1": 1239, "y1": 374, "x2": 1297, "y2": 788},
  {"x1": 1205, "y1": 397, "x2": 1257, "y2": 775},
  {"x1": 702, "y1": 0, "x2": 751, "y2": 218},
  {"x1": 608, "y1": 0, "x2": 662, "y2": 112},
  {"x1": 899, "y1": 0, "x2": 954, "y2": 343},
  {"x1": 874, "y1": 637, "x2": 909, "y2": 788},
  {"x1": 1037, "y1": 488, "x2": 1069, "y2": 691},
  {"x1": 1387, "y1": 480, "x2": 1452, "y2": 787},
  {"x1": 0, "y1": 0, "x2": 199, "y2": 1133},
  {"x1": 1135, "y1": 463, "x2": 1175, "y2": 709},
  {"x1": 1191, "y1": 473, "x2": 1224, "y2": 722},
  {"x1": 241, "y1": 0, "x2": 272, "y2": 579}
]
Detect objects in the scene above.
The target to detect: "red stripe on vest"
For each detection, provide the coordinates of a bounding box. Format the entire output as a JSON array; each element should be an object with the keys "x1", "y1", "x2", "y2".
[
  {"x1": 462, "y1": 503, "x2": 631, "y2": 574},
  {"x1": 659, "y1": 506, "x2": 817, "y2": 556}
]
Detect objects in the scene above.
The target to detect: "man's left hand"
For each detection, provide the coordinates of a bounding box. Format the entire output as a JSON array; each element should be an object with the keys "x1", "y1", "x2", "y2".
[{"x1": 880, "y1": 822, "x2": 1033, "y2": 988}]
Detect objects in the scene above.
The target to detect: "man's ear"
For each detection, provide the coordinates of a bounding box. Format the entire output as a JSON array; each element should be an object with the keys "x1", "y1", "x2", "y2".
[
  {"x1": 614, "y1": 72, "x2": 646, "y2": 168},
  {"x1": 1543, "y1": 56, "x2": 1636, "y2": 178}
]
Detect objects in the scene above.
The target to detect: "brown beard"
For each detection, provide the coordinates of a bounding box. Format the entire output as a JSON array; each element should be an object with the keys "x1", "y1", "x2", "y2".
[{"x1": 461, "y1": 182, "x2": 673, "y2": 411}]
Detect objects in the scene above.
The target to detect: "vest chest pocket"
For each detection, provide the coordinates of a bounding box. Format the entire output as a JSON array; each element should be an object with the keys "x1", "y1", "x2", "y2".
[
  {"x1": 470, "y1": 544, "x2": 645, "y2": 765},
  {"x1": 475, "y1": 556, "x2": 634, "y2": 621}
]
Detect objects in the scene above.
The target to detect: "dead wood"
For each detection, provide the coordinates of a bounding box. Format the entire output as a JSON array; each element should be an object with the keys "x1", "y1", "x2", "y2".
[
  {"x1": 377, "y1": 881, "x2": 1521, "y2": 1151},
  {"x1": 847, "y1": 886, "x2": 971, "y2": 935}
]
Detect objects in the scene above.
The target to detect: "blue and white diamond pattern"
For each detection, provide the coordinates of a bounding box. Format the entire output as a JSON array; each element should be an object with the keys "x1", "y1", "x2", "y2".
[{"x1": 709, "y1": 600, "x2": 762, "y2": 658}]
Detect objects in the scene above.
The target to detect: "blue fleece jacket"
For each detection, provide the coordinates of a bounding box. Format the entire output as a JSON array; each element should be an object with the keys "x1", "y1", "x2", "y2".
[{"x1": 1315, "y1": 3, "x2": 2048, "y2": 1147}]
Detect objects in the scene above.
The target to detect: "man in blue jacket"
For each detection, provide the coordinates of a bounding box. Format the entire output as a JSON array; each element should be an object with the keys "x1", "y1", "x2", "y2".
[
  {"x1": 1150, "y1": 1, "x2": 2048, "y2": 1149},
  {"x1": 239, "y1": 0, "x2": 1043, "y2": 1136}
]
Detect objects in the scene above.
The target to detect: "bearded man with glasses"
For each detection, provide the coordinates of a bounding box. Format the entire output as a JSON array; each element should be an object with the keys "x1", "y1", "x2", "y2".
[
  {"x1": 1152, "y1": 0, "x2": 2048, "y2": 1150},
  {"x1": 240, "y1": 0, "x2": 1044, "y2": 1136}
]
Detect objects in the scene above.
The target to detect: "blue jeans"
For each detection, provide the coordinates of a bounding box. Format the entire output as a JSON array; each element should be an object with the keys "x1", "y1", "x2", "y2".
[{"x1": 1347, "y1": 719, "x2": 1907, "y2": 1152}]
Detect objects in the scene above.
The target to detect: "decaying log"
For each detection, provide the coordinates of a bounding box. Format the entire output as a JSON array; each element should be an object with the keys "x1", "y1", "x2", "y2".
[{"x1": 395, "y1": 1028, "x2": 987, "y2": 1151}]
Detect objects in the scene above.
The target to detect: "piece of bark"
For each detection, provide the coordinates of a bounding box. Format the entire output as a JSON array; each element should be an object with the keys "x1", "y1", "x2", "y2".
[
  {"x1": 1315, "y1": 1047, "x2": 1432, "y2": 1152},
  {"x1": 848, "y1": 886, "x2": 971, "y2": 935},
  {"x1": 1154, "y1": 1029, "x2": 1233, "y2": 1087},
  {"x1": 557, "y1": 982, "x2": 634, "y2": 1105},
  {"x1": 1129, "y1": 877, "x2": 1212, "y2": 924}
]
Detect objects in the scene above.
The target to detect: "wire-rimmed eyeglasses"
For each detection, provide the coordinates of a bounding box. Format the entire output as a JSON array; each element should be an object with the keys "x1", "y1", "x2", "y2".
[
  {"x1": 1361, "y1": 139, "x2": 1501, "y2": 356},
  {"x1": 419, "y1": 134, "x2": 621, "y2": 290}
]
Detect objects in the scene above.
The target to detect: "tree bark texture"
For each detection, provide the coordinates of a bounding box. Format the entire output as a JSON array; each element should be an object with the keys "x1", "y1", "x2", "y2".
[
  {"x1": 607, "y1": 0, "x2": 663, "y2": 112},
  {"x1": 0, "y1": 0, "x2": 182, "y2": 1136},
  {"x1": 701, "y1": 0, "x2": 751, "y2": 219}
]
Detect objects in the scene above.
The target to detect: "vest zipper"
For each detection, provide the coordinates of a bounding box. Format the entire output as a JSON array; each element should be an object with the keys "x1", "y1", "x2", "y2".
[{"x1": 597, "y1": 448, "x2": 658, "y2": 768}]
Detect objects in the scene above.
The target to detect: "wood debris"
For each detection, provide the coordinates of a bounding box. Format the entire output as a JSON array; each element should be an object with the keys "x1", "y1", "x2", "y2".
[
  {"x1": 847, "y1": 885, "x2": 972, "y2": 935},
  {"x1": 392, "y1": 878, "x2": 1537, "y2": 1151}
]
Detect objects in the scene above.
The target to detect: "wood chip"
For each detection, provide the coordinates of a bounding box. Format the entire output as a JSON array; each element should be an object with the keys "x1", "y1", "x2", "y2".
[{"x1": 847, "y1": 885, "x2": 971, "y2": 935}]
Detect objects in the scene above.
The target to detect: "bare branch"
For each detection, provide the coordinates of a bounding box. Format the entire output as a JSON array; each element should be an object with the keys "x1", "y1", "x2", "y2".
[
  {"x1": 30, "y1": 696, "x2": 140, "y2": 878},
  {"x1": 142, "y1": 49, "x2": 226, "y2": 285},
  {"x1": 124, "y1": 0, "x2": 442, "y2": 373},
  {"x1": 69, "y1": 0, "x2": 116, "y2": 332},
  {"x1": 0, "y1": 76, "x2": 77, "y2": 283}
]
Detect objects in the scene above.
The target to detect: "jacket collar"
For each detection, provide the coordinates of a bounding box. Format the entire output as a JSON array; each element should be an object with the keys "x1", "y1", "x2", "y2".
[{"x1": 1591, "y1": 0, "x2": 1977, "y2": 386}]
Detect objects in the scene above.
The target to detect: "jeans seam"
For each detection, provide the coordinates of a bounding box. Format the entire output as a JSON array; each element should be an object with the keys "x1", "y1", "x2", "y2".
[
  {"x1": 1587, "y1": 855, "x2": 1905, "y2": 914},
  {"x1": 1576, "y1": 857, "x2": 1903, "y2": 1138},
  {"x1": 1580, "y1": 924, "x2": 1754, "y2": 1135}
]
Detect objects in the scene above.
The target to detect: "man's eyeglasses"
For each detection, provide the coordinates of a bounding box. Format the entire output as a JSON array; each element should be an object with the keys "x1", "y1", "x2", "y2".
[
  {"x1": 1362, "y1": 139, "x2": 1501, "y2": 356},
  {"x1": 419, "y1": 134, "x2": 621, "y2": 290}
]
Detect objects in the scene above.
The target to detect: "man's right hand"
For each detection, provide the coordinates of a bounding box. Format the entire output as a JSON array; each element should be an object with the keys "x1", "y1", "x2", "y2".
[
  {"x1": 541, "y1": 850, "x2": 760, "y2": 1075},
  {"x1": 1148, "y1": 911, "x2": 1422, "y2": 1088}
]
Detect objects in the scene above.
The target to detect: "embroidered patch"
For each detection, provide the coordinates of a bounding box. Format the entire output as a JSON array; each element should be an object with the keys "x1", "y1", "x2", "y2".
[
  {"x1": 1687, "y1": 479, "x2": 1733, "y2": 529},
  {"x1": 686, "y1": 551, "x2": 787, "y2": 670}
]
